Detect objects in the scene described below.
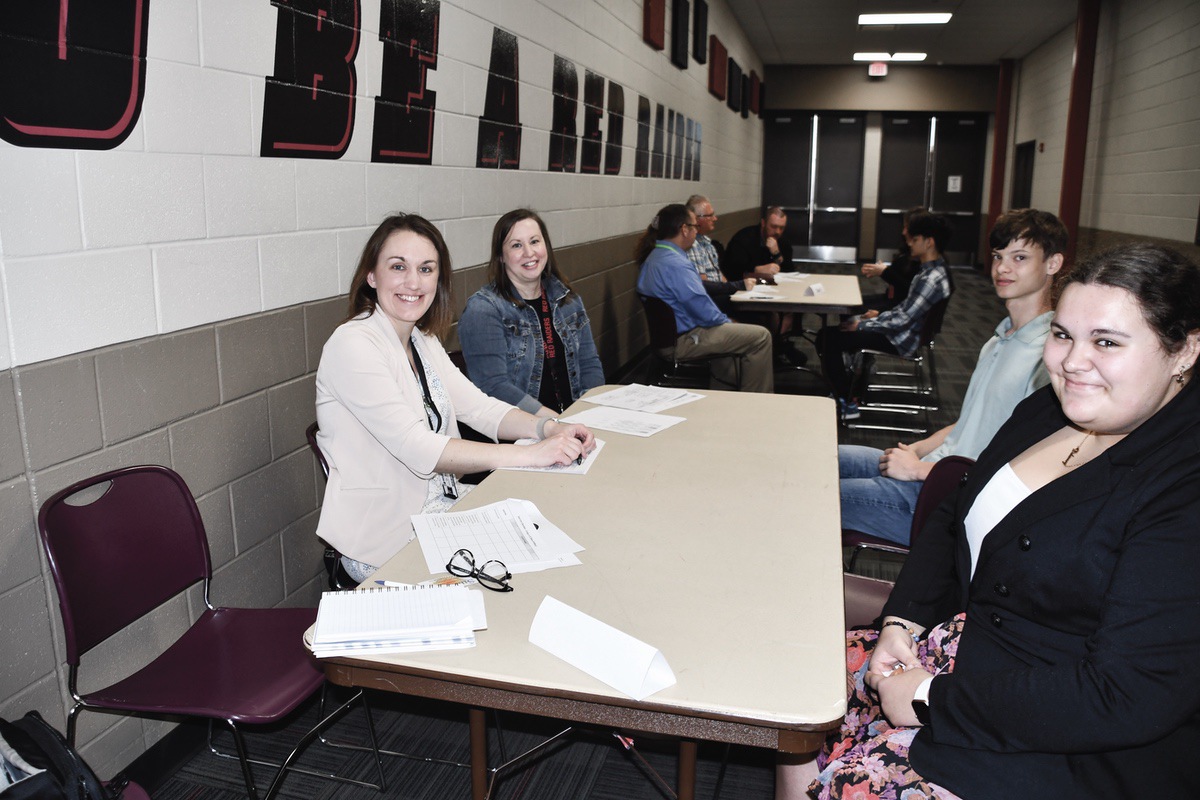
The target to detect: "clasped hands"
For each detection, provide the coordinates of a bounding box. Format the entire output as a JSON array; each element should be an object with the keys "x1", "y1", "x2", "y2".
[
  {"x1": 878, "y1": 442, "x2": 923, "y2": 480},
  {"x1": 865, "y1": 625, "x2": 933, "y2": 727}
]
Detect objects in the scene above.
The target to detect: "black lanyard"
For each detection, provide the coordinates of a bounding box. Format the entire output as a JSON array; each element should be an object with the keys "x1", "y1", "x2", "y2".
[
  {"x1": 409, "y1": 342, "x2": 458, "y2": 500},
  {"x1": 409, "y1": 343, "x2": 442, "y2": 433}
]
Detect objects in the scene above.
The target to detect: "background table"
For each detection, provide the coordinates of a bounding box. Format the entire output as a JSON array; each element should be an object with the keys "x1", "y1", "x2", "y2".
[
  {"x1": 731, "y1": 272, "x2": 863, "y2": 316},
  {"x1": 324, "y1": 388, "x2": 848, "y2": 799}
]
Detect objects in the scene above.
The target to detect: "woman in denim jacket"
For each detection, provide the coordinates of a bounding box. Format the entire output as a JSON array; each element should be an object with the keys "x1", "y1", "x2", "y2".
[{"x1": 459, "y1": 209, "x2": 604, "y2": 416}]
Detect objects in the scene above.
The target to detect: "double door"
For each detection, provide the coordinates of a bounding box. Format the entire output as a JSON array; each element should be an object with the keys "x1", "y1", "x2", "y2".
[
  {"x1": 876, "y1": 113, "x2": 987, "y2": 266},
  {"x1": 762, "y1": 112, "x2": 865, "y2": 263}
]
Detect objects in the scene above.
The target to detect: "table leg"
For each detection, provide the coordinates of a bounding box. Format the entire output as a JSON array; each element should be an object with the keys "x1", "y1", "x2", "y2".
[
  {"x1": 677, "y1": 739, "x2": 697, "y2": 800},
  {"x1": 470, "y1": 707, "x2": 487, "y2": 800}
]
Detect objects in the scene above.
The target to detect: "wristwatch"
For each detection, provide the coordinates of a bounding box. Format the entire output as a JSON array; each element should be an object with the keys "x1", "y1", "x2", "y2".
[{"x1": 912, "y1": 698, "x2": 931, "y2": 725}]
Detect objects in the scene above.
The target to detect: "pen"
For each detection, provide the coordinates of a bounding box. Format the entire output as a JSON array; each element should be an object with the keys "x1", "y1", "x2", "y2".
[
  {"x1": 374, "y1": 580, "x2": 407, "y2": 587},
  {"x1": 575, "y1": 453, "x2": 583, "y2": 466}
]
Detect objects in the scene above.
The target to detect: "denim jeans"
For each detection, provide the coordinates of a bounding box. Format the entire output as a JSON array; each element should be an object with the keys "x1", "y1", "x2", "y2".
[{"x1": 839, "y1": 445, "x2": 924, "y2": 545}]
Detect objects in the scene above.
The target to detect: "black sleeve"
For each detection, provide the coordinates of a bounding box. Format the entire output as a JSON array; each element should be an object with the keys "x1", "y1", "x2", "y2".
[{"x1": 722, "y1": 228, "x2": 755, "y2": 280}]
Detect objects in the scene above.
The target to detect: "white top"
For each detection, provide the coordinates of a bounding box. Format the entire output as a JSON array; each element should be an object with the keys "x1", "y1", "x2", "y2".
[{"x1": 963, "y1": 462, "x2": 1032, "y2": 577}]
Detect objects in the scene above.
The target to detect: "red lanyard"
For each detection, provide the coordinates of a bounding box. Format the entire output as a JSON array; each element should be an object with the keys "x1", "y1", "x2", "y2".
[
  {"x1": 539, "y1": 290, "x2": 563, "y2": 410},
  {"x1": 540, "y1": 290, "x2": 556, "y2": 360}
]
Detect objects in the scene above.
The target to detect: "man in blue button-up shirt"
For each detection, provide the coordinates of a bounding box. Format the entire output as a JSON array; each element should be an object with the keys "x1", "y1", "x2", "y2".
[{"x1": 636, "y1": 204, "x2": 774, "y2": 393}]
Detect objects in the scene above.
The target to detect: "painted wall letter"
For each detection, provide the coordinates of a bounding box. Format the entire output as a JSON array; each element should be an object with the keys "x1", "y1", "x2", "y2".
[
  {"x1": 373, "y1": 0, "x2": 439, "y2": 164},
  {"x1": 476, "y1": 28, "x2": 520, "y2": 169},
  {"x1": 548, "y1": 56, "x2": 578, "y2": 172},
  {"x1": 261, "y1": 0, "x2": 361, "y2": 159},
  {"x1": 604, "y1": 82, "x2": 625, "y2": 176},
  {"x1": 0, "y1": 0, "x2": 150, "y2": 149},
  {"x1": 635, "y1": 95, "x2": 651, "y2": 178},
  {"x1": 580, "y1": 71, "x2": 604, "y2": 174}
]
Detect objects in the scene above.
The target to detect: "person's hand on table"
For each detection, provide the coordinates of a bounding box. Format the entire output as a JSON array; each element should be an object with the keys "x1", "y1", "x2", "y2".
[
  {"x1": 861, "y1": 262, "x2": 886, "y2": 279},
  {"x1": 543, "y1": 420, "x2": 595, "y2": 455},
  {"x1": 523, "y1": 427, "x2": 591, "y2": 467},
  {"x1": 742, "y1": 277, "x2": 758, "y2": 291},
  {"x1": 879, "y1": 442, "x2": 923, "y2": 480},
  {"x1": 755, "y1": 263, "x2": 781, "y2": 276}
]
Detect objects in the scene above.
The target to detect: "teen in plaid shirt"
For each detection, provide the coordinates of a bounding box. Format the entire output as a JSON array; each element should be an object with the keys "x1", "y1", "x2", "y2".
[{"x1": 817, "y1": 212, "x2": 953, "y2": 419}]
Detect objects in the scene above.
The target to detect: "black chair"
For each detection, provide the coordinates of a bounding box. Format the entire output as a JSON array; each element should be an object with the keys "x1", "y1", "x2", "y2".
[
  {"x1": 638, "y1": 294, "x2": 741, "y2": 390},
  {"x1": 847, "y1": 296, "x2": 951, "y2": 435},
  {"x1": 306, "y1": 422, "x2": 356, "y2": 590},
  {"x1": 38, "y1": 465, "x2": 385, "y2": 800}
]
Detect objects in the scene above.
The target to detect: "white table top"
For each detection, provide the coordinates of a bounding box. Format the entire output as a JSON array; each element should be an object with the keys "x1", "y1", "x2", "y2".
[
  {"x1": 731, "y1": 272, "x2": 863, "y2": 315},
  {"x1": 341, "y1": 387, "x2": 848, "y2": 737}
]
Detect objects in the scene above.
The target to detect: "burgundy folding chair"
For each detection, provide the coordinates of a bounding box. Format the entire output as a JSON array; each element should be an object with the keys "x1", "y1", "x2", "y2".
[
  {"x1": 843, "y1": 573, "x2": 895, "y2": 629},
  {"x1": 37, "y1": 465, "x2": 384, "y2": 800},
  {"x1": 844, "y1": 455, "x2": 974, "y2": 571}
]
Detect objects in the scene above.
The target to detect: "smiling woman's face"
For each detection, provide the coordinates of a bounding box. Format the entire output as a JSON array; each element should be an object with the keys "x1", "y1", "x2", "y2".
[
  {"x1": 365, "y1": 230, "x2": 439, "y2": 336},
  {"x1": 502, "y1": 218, "x2": 549, "y2": 300},
  {"x1": 1044, "y1": 282, "x2": 1195, "y2": 434}
]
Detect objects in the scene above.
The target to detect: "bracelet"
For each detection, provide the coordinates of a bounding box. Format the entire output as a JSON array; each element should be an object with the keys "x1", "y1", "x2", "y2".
[
  {"x1": 882, "y1": 619, "x2": 917, "y2": 640},
  {"x1": 535, "y1": 417, "x2": 559, "y2": 440}
]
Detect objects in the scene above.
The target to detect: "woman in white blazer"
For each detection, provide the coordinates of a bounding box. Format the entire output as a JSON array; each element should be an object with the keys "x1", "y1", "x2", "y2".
[{"x1": 315, "y1": 214, "x2": 594, "y2": 581}]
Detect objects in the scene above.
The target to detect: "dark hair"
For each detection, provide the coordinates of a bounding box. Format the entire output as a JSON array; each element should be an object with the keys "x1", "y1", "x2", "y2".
[
  {"x1": 1064, "y1": 242, "x2": 1200, "y2": 355},
  {"x1": 634, "y1": 203, "x2": 692, "y2": 265},
  {"x1": 989, "y1": 209, "x2": 1069, "y2": 258},
  {"x1": 905, "y1": 211, "x2": 952, "y2": 254},
  {"x1": 345, "y1": 214, "x2": 454, "y2": 339},
  {"x1": 902, "y1": 206, "x2": 925, "y2": 225},
  {"x1": 486, "y1": 209, "x2": 576, "y2": 307}
]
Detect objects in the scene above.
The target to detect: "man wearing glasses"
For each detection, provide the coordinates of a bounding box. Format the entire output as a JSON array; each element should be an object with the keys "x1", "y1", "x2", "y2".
[{"x1": 636, "y1": 205, "x2": 774, "y2": 393}]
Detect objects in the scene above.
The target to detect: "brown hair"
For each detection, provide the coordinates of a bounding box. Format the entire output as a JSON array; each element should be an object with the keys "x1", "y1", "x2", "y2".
[
  {"x1": 1066, "y1": 243, "x2": 1200, "y2": 355},
  {"x1": 634, "y1": 203, "x2": 692, "y2": 265},
  {"x1": 486, "y1": 209, "x2": 576, "y2": 308},
  {"x1": 345, "y1": 214, "x2": 454, "y2": 339}
]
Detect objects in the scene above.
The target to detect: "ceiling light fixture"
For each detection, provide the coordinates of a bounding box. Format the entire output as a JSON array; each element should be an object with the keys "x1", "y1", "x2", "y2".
[
  {"x1": 853, "y1": 52, "x2": 928, "y2": 62},
  {"x1": 858, "y1": 13, "x2": 952, "y2": 25}
]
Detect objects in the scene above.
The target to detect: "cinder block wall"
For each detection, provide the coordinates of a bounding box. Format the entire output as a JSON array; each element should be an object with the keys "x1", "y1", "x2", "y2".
[{"x1": 0, "y1": 0, "x2": 767, "y2": 777}]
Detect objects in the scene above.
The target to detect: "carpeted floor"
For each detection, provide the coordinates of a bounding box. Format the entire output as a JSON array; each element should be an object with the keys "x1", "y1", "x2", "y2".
[{"x1": 152, "y1": 263, "x2": 1005, "y2": 799}]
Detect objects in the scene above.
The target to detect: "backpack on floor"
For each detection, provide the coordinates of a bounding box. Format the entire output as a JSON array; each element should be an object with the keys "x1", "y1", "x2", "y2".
[{"x1": 0, "y1": 711, "x2": 120, "y2": 800}]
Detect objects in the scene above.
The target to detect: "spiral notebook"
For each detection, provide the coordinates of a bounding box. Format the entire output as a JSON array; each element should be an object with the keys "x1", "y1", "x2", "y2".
[{"x1": 311, "y1": 583, "x2": 482, "y2": 657}]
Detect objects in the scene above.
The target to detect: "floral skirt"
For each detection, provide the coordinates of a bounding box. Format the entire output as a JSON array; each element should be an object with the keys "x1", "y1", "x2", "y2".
[{"x1": 809, "y1": 613, "x2": 967, "y2": 800}]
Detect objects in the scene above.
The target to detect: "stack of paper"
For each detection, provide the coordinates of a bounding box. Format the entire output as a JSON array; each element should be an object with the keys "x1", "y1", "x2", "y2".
[
  {"x1": 582, "y1": 384, "x2": 702, "y2": 413},
  {"x1": 311, "y1": 583, "x2": 482, "y2": 657},
  {"x1": 412, "y1": 499, "x2": 585, "y2": 575}
]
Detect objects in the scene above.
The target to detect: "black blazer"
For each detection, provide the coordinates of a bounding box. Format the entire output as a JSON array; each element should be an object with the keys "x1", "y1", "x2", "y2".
[{"x1": 884, "y1": 380, "x2": 1200, "y2": 799}]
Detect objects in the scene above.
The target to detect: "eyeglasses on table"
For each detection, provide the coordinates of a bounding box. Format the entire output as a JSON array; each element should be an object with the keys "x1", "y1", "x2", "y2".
[{"x1": 446, "y1": 548, "x2": 513, "y2": 592}]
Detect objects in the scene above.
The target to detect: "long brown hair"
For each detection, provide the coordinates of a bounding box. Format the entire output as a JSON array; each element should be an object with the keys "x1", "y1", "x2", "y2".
[
  {"x1": 633, "y1": 203, "x2": 691, "y2": 265},
  {"x1": 487, "y1": 209, "x2": 576, "y2": 307},
  {"x1": 345, "y1": 214, "x2": 454, "y2": 339}
]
